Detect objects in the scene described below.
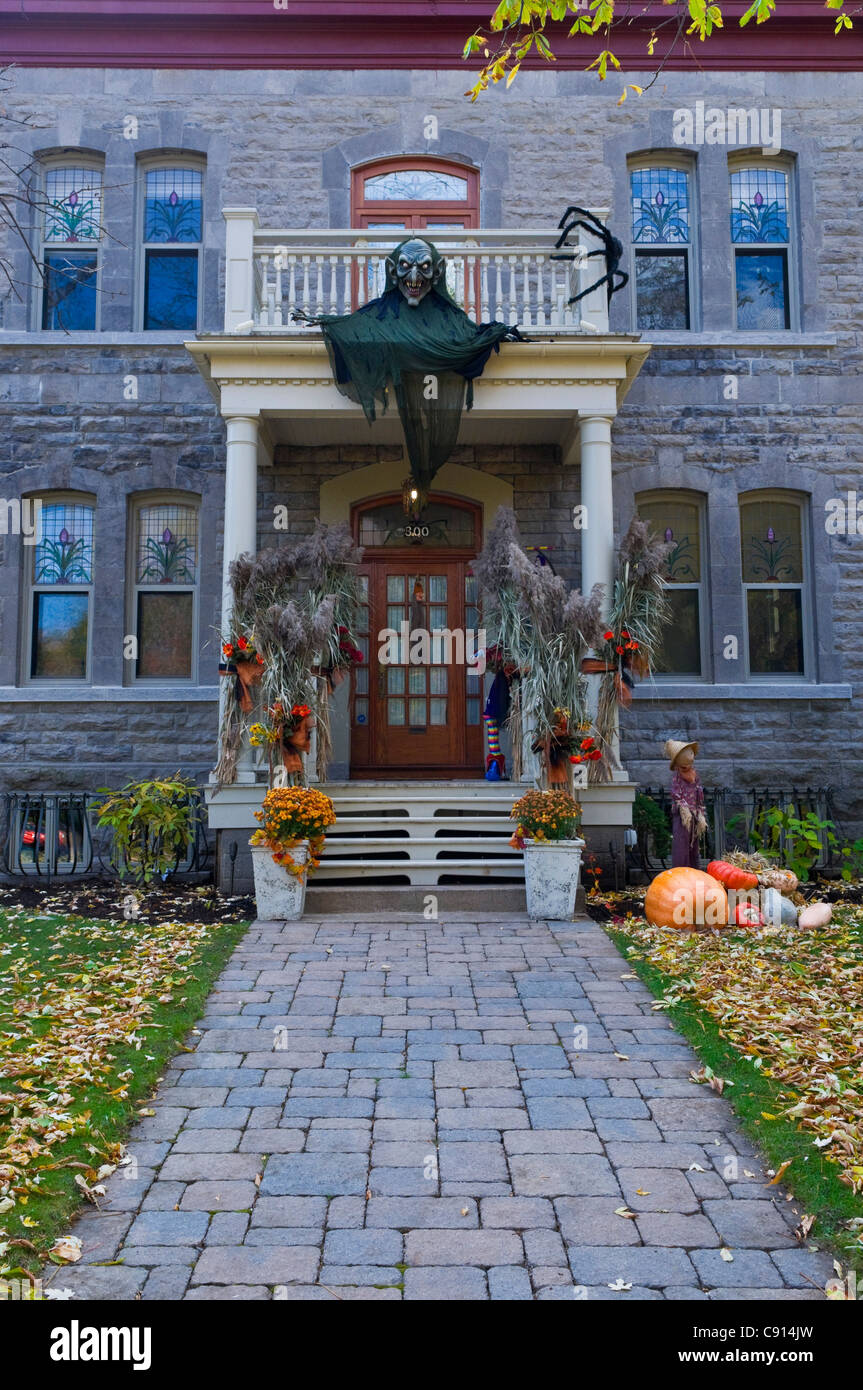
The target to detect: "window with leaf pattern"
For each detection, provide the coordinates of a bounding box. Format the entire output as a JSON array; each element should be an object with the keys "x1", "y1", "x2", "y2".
[
  {"x1": 132, "y1": 499, "x2": 199, "y2": 680},
  {"x1": 730, "y1": 164, "x2": 792, "y2": 330},
  {"x1": 740, "y1": 493, "x2": 807, "y2": 676},
  {"x1": 141, "y1": 163, "x2": 203, "y2": 330},
  {"x1": 637, "y1": 494, "x2": 705, "y2": 677},
  {"x1": 41, "y1": 163, "x2": 103, "y2": 330},
  {"x1": 629, "y1": 163, "x2": 693, "y2": 330},
  {"x1": 29, "y1": 498, "x2": 95, "y2": 680}
]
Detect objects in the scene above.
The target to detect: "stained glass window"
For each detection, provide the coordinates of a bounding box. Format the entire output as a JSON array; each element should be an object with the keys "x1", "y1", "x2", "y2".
[
  {"x1": 44, "y1": 168, "x2": 102, "y2": 243},
  {"x1": 136, "y1": 503, "x2": 198, "y2": 584},
  {"x1": 144, "y1": 168, "x2": 203, "y2": 243},
  {"x1": 740, "y1": 498, "x2": 802, "y2": 584},
  {"x1": 30, "y1": 500, "x2": 94, "y2": 681},
  {"x1": 630, "y1": 166, "x2": 691, "y2": 330},
  {"x1": 42, "y1": 167, "x2": 102, "y2": 330},
  {"x1": 34, "y1": 503, "x2": 94, "y2": 584},
  {"x1": 143, "y1": 166, "x2": 202, "y2": 330},
  {"x1": 631, "y1": 168, "x2": 690, "y2": 244},
  {"x1": 730, "y1": 168, "x2": 789, "y2": 244},
  {"x1": 731, "y1": 167, "x2": 791, "y2": 330},
  {"x1": 133, "y1": 500, "x2": 199, "y2": 680},
  {"x1": 740, "y1": 495, "x2": 806, "y2": 676},
  {"x1": 638, "y1": 496, "x2": 703, "y2": 676},
  {"x1": 363, "y1": 169, "x2": 468, "y2": 202}
]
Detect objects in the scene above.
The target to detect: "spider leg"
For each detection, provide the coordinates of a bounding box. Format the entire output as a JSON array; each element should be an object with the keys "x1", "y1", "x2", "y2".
[
  {"x1": 557, "y1": 205, "x2": 605, "y2": 239},
  {"x1": 549, "y1": 248, "x2": 604, "y2": 263},
  {"x1": 566, "y1": 273, "x2": 611, "y2": 307},
  {"x1": 554, "y1": 220, "x2": 594, "y2": 252}
]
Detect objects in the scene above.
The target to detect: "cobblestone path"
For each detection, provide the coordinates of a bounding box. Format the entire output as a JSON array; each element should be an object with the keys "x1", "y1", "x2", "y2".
[{"x1": 48, "y1": 915, "x2": 830, "y2": 1301}]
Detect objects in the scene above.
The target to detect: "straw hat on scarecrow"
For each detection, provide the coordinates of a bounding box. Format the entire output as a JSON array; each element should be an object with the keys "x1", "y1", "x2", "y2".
[{"x1": 664, "y1": 738, "x2": 698, "y2": 771}]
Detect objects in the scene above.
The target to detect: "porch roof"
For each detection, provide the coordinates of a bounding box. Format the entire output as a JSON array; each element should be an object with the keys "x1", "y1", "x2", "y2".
[{"x1": 184, "y1": 333, "x2": 652, "y2": 451}]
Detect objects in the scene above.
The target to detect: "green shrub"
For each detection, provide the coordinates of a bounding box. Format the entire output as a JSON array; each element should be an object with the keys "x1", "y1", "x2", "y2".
[{"x1": 95, "y1": 775, "x2": 197, "y2": 884}]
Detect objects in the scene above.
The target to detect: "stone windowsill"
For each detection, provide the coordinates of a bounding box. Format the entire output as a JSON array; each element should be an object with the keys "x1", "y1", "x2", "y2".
[
  {"x1": 633, "y1": 681, "x2": 851, "y2": 701},
  {"x1": 0, "y1": 685, "x2": 219, "y2": 702},
  {"x1": 0, "y1": 331, "x2": 194, "y2": 347},
  {"x1": 636, "y1": 331, "x2": 838, "y2": 349}
]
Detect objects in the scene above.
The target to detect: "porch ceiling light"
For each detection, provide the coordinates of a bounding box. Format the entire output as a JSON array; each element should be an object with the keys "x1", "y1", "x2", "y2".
[{"x1": 402, "y1": 476, "x2": 425, "y2": 520}]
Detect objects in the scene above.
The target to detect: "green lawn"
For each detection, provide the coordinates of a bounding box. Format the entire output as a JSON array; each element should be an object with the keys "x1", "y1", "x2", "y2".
[
  {"x1": 606, "y1": 907, "x2": 863, "y2": 1278},
  {"x1": 0, "y1": 907, "x2": 248, "y2": 1281}
]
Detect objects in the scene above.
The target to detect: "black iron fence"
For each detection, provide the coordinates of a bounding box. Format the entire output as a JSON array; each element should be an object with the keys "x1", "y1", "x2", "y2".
[
  {"x1": 633, "y1": 785, "x2": 839, "y2": 877},
  {"x1": 1, "y1": 789, "x2": 212, "y2": 885}
]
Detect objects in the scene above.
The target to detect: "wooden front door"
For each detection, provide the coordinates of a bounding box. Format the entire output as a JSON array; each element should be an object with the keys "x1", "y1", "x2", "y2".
[{"x1": 349, "y1": 498, "x2": 484, "y2": 779}]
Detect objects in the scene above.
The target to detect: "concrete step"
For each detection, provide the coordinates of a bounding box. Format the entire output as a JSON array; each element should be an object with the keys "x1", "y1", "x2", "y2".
[
  {"x1": 303, "y1": 883, "x2": 587, "y2": 916},
  {"x1": 315, "y1": 857, "x2": 525, "y2": 884},
  {"x1": 322, "y1": 836, "x2": 519, "y2": 855},
  {"x1": 304, "y1": 883, "x2": 530, "y2": 913},
  {"x1": 331, "y1": 816, "x2": 512, "y2": 832}
]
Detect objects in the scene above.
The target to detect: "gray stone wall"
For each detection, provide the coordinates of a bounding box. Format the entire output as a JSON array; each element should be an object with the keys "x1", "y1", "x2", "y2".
[{"x1": 0, "y1": 64, "x2": 859, "y2": 842}]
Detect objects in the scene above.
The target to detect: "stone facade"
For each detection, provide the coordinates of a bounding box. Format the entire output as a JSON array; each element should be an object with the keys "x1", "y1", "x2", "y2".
[{"x1": 0, "y1": 64, "x2": 860, "y2": 850}]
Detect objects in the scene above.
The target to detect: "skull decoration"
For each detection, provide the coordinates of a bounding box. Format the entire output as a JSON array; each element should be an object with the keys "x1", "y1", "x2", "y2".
[{"x1": 385, "y1": 238, "x2": 445, "y2": 307}]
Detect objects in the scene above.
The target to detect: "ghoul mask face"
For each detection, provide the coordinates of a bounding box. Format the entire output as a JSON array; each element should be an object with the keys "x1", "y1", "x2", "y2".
[{"x1": 386, "y1": 238, "x2": 444, "y2": 307}]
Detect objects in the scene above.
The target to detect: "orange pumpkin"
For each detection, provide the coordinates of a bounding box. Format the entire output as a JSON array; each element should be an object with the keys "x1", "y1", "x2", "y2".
[
  {"x1": 644, "y1": 867, "x2": 729, "y2": 929},
  {"x1": 706, "y1": 859, "x2": 759, "y2": 891}
]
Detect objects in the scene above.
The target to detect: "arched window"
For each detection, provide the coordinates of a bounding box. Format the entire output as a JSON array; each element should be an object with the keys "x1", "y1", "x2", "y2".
[
  {"x1": 129, "y1": 495, "x2": 200, "y2": 680},
  {"x1": 139, "y1": 158, "x2": 204, "y2": 330},
  {"x1": 27, "y1": 494, "x2": 95, "y2": 680},
  {"x1": 629, "y1": 157, "x2": 694, "y2": 330},
  {"x1": 637, "y1": 492, "x2": 706, "y2": 677},
  {"x1": 40, "y1": 157, "x2": 104, "y2": 330},
  {"x1": 739, "y1": 491, "x2": 808, "y2": 676},
  {"x1": 729, "y1": 158, "x2": 794, "y2": 330},
  {"x1": 352, "y1": 156, "x2": 479, "y2": 232},
  {"x1": 352, "y1": 157, "x2": 480, "y2": 303}
]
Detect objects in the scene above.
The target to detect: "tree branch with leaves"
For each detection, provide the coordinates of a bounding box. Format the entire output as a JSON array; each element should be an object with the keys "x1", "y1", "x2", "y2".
[{"x1": 463, "y1": 1, "x2": 858, "y2": 102}]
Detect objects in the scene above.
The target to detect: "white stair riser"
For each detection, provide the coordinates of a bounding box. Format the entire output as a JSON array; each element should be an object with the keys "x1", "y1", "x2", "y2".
[
  {"x1": 315, "y1": 782, "x2": 524, "y2": 887},
  {"x1": 315, "y1": 861, "x2": 525, "y2": 884}
]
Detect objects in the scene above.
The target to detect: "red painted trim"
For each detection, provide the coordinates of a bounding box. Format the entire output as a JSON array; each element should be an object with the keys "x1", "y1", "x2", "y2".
[{"x1": 1, "y1": 2, "x2": 862, "y2": 69}]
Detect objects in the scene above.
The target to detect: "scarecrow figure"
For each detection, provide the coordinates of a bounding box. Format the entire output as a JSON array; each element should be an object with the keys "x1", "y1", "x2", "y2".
[{"x1": 665, "y1": 738, "x2": 707, "y2": 868}]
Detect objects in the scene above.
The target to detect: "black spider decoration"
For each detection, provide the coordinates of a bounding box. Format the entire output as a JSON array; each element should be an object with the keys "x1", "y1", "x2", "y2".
[{"x1": 551, "y1": 205, "x2": 629, "y2": 308}]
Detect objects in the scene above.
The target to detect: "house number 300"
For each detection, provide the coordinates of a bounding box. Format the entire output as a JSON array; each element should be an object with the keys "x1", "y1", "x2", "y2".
[{"x1": 403, "y1": 525, "x2": 429, "y2": 538}]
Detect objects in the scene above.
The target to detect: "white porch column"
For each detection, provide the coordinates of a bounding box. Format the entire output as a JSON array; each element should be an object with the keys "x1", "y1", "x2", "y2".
[
  {"x1": 579, "y1": 414, "x2": 615, "y2": 610},
  {"x1": 219, "y1": 414, "x2": 260, "y2": 784},
  {"x1": 579, "y1": 413, "x2": 624, "y2": 777}
]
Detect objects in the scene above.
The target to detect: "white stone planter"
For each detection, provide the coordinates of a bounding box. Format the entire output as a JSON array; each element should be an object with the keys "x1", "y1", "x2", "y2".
[
  {"x1": 250, "y1": 841, "x2": 309, "y2": 920},
  {"x1": 522, "y1": 838, "x2": 585, "y2": 920}
]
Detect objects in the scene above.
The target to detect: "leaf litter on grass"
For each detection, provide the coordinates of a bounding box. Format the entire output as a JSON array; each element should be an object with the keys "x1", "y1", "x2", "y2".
[
  {"x1": 610, "y1": 903, "x2": 863, "y2": 1196},
  {"x1": 0, "y1": 907, "x2": 241, "y2": 1268}
]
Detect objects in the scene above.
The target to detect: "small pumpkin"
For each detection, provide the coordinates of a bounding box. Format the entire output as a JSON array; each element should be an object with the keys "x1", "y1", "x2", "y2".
[
  {"x1": 706, "y1": 859, "x2": 759, "y2": 891},
  {"x1": 757, "y1": 867, "x2": 799, "y2": 894},
  {"x1": 761, "y1": 888, "x2": 798, "y2": 927},
  {"x1": 644, "y1": 867, "x2": 728, "y2": 930},
  {"x1": 797, "y1": 901, "x2": 832, "y2": 929},
  {"x1": 733, "y1": 902, "x2": 764, "y2": 927}
]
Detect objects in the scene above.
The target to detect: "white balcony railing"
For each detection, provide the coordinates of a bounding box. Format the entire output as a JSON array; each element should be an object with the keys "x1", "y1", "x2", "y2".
[{"x1": 222, "y1": 210, "x2": 611, "y2": 337}]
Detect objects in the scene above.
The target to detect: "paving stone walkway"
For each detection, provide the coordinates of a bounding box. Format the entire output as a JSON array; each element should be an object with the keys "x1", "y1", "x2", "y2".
[{"x1": 48, "y1": 914, "x2": 831, "y2": 1301}]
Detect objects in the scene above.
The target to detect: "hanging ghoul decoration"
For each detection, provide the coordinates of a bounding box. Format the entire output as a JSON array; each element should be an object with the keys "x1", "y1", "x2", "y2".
[{"x1": 295, "y1": 238, "x2": 524, "y2": 501}]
